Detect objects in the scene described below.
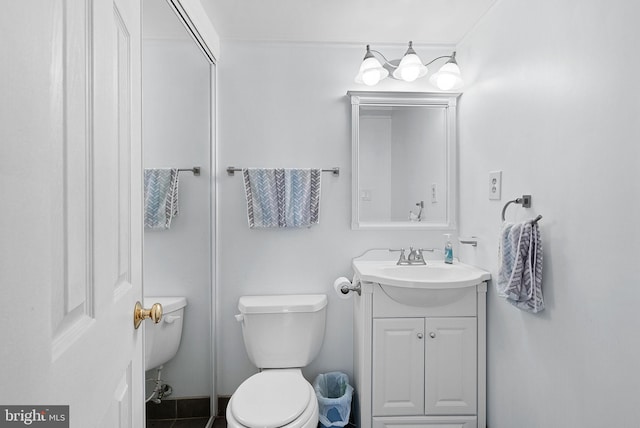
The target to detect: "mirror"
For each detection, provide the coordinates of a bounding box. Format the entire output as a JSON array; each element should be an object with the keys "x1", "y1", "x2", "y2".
[
  {"x1": 143, "y1": 0, "x2": 215, "y2": 418},
  {"x1": 348, "y1": 91, "x2": 458, "y2": 230}
]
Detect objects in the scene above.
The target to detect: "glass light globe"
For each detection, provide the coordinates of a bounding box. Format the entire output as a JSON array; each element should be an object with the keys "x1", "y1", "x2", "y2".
[
  {"x1": 434, "y1": 73, "x2": 457, "y2": 90},
  {"x1": 362, "y1": 69, "x2": 381, "y2": 86},
  {"x1": 430, "y1": 62, "x2": 463, "y2": 90},
  {"x1": 355, "y1": 57, "x2": 388, "y2": 86},
  {"x1": 392, "y1": 53, "x2": 428, "y2": 83},
  {"x1": 397, "y1": 54, "x2": 421, "y2": 82}
]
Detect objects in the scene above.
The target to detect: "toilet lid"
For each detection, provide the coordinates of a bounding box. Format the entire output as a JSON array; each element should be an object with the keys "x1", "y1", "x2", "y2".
[{"x1": 231, "y1": 370, "x2": 312, "y2": 428}]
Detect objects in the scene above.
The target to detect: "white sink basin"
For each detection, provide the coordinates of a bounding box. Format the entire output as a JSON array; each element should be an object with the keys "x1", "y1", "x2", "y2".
[
  {"x1": 352, "y1": 259, "x2": 490, "y2": 289},
  {"x1": 352, "y1": 254, "x2": 491, "y2": 307}
]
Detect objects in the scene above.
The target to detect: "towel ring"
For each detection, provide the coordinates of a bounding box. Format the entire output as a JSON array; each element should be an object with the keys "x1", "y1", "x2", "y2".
[
  {"x1": 501, "y1": 195, "x2": 543, "y2": 224},
  {"x1": 502, "y1": 195, "x2": 531, "y2": 221}
]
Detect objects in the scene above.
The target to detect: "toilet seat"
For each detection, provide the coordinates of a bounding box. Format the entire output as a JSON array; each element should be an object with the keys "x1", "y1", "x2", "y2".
[{"x1": 227, "y1": 369, "x2": 318, "y2": 428}]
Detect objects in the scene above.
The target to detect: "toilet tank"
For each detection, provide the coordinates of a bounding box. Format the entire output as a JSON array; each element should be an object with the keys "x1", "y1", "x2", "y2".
[
  {"x1": 237, "y1": 294, "x2": 327, "y2": 369},
  {"x1": 144, "y1": 296, "x2": 187, "y2": 371}
]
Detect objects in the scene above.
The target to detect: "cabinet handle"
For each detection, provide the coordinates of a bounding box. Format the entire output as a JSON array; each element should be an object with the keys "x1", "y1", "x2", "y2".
[
  {"x1": 417, "y1": 333, "x2": 424, "y2": 339},
  {"x1": 429, "y1": 332, "x2": 436, "y2": 338}
]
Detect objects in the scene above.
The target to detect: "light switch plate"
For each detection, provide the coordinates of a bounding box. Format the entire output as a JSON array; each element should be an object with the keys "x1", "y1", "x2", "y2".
[{"x1": 489, "y1": 171, "x2": 502, "y2": 200}]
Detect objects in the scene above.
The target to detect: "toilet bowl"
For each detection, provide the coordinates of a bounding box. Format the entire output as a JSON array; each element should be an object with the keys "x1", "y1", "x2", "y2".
[
  {"x1": 226, "y1": 369, "x2": 319, "y2": 428},
  {"x1": 227, "y1": 294, "x2": 327, "y2": 428},
  {"x1": 144, "y1": 296, "x2": 187, "y2": 371}
]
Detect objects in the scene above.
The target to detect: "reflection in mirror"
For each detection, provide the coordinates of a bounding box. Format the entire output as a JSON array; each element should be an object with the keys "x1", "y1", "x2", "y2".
[
  {"x1": 142, "y1": 0, "x2": 214, "y2": 418},
  {"x1": 349, "y1": 92, "x2": 458, "y2": 230}
]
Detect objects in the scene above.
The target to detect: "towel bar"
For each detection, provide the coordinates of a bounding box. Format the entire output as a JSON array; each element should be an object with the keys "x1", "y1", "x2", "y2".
[
  {"x1": 178, "y1": 167, "x2": 201, "y2": 176},
  {"x1": 501, "y1": 195, "x2": 543, "y2": 224},
  {"x1": 226, "y1": 166, "x2": 340, "y2": 176}
]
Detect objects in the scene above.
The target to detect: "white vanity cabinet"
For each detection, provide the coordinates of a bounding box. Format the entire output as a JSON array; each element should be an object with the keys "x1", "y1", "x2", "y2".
[
  {"x1": 373, "y1": 316, "x2": 477, "y2": 417},
  {"x1": 353, "y1": 280, "x2": 487, "y2": 428}
]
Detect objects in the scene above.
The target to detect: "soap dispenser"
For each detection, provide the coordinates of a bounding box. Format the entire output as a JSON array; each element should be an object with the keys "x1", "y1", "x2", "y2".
[{"x1": 444, "y1": 234, "x2": 453, "y2": 264}]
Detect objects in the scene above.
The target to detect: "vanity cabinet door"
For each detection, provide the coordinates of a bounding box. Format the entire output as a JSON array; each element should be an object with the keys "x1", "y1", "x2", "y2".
[
  {"x1": 373, "y1": 318, "x2": 425, "y2": 416},
  {"x1": 424, "y1": 317, "x2": 477, "y2": 415}
]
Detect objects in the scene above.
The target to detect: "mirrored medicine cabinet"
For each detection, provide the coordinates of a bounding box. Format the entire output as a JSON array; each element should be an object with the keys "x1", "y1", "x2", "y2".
[{"x1": 348, "y1": 91, "x2": 459, "y2": 230}]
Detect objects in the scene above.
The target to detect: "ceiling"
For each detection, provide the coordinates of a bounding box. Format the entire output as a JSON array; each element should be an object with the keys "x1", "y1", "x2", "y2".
[
  {"x1": 144, "y1": 0, "x2": 192, "y2": 40},
  {"x1": 201, "y1": 0, "x2": 498, "y2": 45}
]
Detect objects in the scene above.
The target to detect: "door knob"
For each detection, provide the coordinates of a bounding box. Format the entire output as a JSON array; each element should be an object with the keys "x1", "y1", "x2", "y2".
[
  {"x1": 133, "y1": 301, "x2": 163, "y2": 329},
  {"x1": 429, "y1": 332, "x2": 436, "y2": 338},
  {"x1": 417, "y1": 333, "x2": 424, "y2": 339}
]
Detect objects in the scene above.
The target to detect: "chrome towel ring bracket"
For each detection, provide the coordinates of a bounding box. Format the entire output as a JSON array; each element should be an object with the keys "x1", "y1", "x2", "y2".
[{"x1": 501, "y1": 194, "x2": 542, "y2": 224}]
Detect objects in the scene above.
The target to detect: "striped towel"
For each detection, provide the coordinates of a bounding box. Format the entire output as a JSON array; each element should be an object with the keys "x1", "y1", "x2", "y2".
[
  {"x1": 497, "y1": 220, "x2": 544, "y2": 313},
  {"x1": 243, "y1": 168, "x2": 321, "y2": 228},
  {"x1": 144, "y1": 168, "x2": 179, "y2": 230}
]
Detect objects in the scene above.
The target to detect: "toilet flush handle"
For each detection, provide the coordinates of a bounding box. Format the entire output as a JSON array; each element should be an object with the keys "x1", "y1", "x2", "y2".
[
  {"x1": 164, "y1": 315, "x2": 181, "y2": 324},
  {"x1": 235, "y1": 314, "x2": 244, "y2": 323}
]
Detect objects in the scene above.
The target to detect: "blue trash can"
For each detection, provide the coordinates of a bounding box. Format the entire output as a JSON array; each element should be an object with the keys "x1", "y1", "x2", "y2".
[{"x1": 313, "y1": 372, "x2": 354, "y2": 428}]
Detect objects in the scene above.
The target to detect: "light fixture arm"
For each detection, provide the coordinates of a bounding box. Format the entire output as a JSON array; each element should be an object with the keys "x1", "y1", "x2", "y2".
[
  {"x1": 367, "y1": 47, "x2": 395, "y2": 68},
  {"x1": 424, "y1": 52, "x2": 457, "y2": 67},
  {"x1": 367, "y1": 45, "x2": 457, "y2": 70}
]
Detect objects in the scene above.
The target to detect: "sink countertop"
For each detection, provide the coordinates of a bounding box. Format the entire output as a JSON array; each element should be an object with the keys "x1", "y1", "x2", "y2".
[{"x1": 352, "y1": 251, "x2": 491, "y2": 289}]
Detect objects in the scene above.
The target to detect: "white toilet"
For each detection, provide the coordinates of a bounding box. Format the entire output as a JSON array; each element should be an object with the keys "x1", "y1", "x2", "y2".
[
  {"x1": 144, "y1": 296, "x2": 187, "y2": 371},
  {"x1": 227, "y1": 294, "x2": 328, "y2": 428}
]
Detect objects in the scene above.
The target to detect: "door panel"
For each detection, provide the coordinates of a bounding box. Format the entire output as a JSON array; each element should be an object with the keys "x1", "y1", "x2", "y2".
[
  {"x1": 373, "y1": 318, "x2": 425, "y2": 416},
  {"x1": 99, "y1": 365, "x2": 132, "y2": 428},
  {"x1": 50, "y1": 0, "x2": 94, "y2": 361},
  {"x1": 115, "y1": 1, "x2": 133, "y2": 289},
  {"x1": 424, "y1": 318, "x2": 477, "y2": 415}
]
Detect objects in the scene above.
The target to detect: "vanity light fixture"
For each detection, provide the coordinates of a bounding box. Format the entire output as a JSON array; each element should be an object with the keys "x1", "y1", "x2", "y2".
[{"x1": 354, "y1": 41, "x2": 463, "y2": 90}]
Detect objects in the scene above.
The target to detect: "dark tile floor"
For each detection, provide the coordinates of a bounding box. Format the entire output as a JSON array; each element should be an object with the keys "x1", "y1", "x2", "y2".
[
  {"x1": 147, "y1": 418, "x2": 212, "y2": 428},
  {"x1": 146, "y1": 396, "x2": 220, "y2": 428}
]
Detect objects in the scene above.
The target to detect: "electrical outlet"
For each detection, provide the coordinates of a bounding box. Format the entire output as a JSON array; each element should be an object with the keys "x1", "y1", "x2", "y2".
[
  {"x1": 431, "y1": 183, "x2": 438, "y2": 203},
  {"x1": 489, "y1": 171, "x2": 502, "y2": 200}
]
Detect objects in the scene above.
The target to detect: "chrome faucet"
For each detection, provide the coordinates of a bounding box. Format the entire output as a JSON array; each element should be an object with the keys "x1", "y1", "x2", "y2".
[
  {"x1": 406, "y1": 247, "x2": 426, "y2": 265},
  {"x1": 389, "y1": 248, "x2": 408, "y2": 265},
  {"x1": 390, "y1": 247, "x2": 426, "y2": 265}
]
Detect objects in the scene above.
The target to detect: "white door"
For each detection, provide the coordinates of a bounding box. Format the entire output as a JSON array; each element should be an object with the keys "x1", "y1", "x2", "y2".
[
  {"x1": 373, "y1": 318, "x2": 425, "y2": 416},
  {"x1": 0, "y1": 1, "x2": 144, "y2": 427},
  {"x1": 425, "y1": 317, "x2": 477, "y2": 415}
]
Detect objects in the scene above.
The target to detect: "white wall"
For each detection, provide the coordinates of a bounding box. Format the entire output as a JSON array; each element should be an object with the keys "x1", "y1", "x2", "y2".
[
  {"x1": 143, "y1": 39, "x2": 212, "y2": 398},
  {"x1": 217, "y1": 41, "x2": 455, "y2": 395},
  {"x1": 456, "y1": 0, "x2": 640, "y2": 426}
]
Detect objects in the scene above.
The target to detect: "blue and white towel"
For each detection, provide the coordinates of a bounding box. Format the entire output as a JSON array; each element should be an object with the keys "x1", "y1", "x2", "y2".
[
  {"x1": 243, "y1": 168, "x2": 321, "y2": 228},
  {"x1": 497, "y1": 220, "x2": 544, "y2": 313},
  {"x1": 144, "y1": 168, "x2": 180, "y2": 230}
]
